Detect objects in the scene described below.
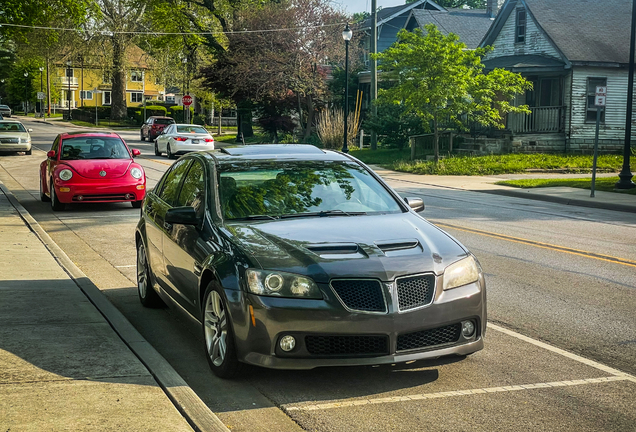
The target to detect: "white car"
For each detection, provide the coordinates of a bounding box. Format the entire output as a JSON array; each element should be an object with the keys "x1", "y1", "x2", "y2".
[
  {"x1": 154, "y1": 124, "x2": 214, "y2": 159},
  {"x1": 0, "y1": 120, "x2": 32, "y2": 155},
  {"x1": 0, "y1": 105, "x2": 12, "y2": 118}
]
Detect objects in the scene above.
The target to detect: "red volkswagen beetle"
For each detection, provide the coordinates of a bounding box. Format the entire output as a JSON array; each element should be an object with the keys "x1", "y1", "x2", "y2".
[{"x1": 40, "y1": 132, "x2": 146, "y2": 211}]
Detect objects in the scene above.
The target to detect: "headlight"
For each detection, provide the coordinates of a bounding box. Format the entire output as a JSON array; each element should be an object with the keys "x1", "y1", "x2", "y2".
[
  {"x1": 443, "y1": 255, "x2": 480, "y2": 291},
  {"x1": 246, "y1": 269, "x2": 322, "y2": 299},
  {"x1": 130, "y1": 167, "x2": 143, "y2": 179},
  {"x1": 58, "y1": 169, "x2": 73, "y2": 181}
]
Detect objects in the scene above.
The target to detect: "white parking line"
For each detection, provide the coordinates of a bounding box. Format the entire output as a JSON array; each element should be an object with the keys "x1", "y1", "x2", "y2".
[
  {"x1": 285, "y1": 376, "x2": 631, "y2": 411},
  {"x1": 284, "y1": 324, "x2": 636, "y2": 412}
]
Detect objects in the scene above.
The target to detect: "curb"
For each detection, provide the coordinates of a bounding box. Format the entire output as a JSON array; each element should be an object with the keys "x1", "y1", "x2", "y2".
[{"x1": 0, "y1": 181, "x2": 229, "y2": 432}]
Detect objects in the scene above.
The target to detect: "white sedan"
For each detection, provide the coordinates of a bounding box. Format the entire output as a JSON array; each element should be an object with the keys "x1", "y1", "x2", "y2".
[
  {"x1": 154, "y1": 124, "x2": 215, "y2": 159},
  {"x1": 0, "y1": 120, "x2": 32, "y2": 155}
]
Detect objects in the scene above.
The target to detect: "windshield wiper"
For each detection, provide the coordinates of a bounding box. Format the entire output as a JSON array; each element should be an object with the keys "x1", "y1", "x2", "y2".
[
  {"x1": 234, "y1": 214, "x2": 279, "y2": 221},
  {"x1": 280, "y1": 210, "x2": 366, "y2": 219}
]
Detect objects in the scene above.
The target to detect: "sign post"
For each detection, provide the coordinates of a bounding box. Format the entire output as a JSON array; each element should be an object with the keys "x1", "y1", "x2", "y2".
[{"x1": 591, "y1": 86, "x2": 606, "y2": 197}]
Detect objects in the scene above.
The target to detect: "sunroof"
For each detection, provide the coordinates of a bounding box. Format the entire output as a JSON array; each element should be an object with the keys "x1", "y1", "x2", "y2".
[{"x1": 220, "y1": 144, "x2": 325, "y2": 156}]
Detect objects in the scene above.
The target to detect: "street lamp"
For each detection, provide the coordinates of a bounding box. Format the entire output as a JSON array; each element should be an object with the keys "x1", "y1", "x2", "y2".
[
  {"x1": 39, "y1": 66, "x2": 44, "y2": 118},
  {"x1": 23, "y1": 72, "x2": 29, "y2": 116},
  {"x1": 342, "y1": 23, "x2": 353, "y2": 153},
  {"x1": 182, "y1": 56, "x2": 188, "y2": 123},
  {"x1": 66, "y1": 60, "x2": 72, "y2": 121},
  {"x1": 616, "y1": 0, "x2": 636, "y2": 189}
]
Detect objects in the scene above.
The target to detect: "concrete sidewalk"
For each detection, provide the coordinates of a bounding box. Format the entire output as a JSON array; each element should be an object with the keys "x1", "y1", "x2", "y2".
[
  {"x1": 0, "y1": 183, "x2": 228, "y2": 431},
  {"x1": 370, "y1": 165, "x2": 636, "y2": 214}
]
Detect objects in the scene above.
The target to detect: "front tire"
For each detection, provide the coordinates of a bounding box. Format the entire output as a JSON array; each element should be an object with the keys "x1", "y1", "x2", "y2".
[
  {"x1": 137, "y1": 241, "x2": 163, "y2": 308},
  {"x1": 203, "y1": 283, "x2": 241, "y2": 378},
  {"x1": 50, "y1": 180, "x2": 65, "y2": 211},
  {"x1": 140, "y1": 133, "x2": 146, "y2": 142},
  {"x1": 25, "y1": 149, "x2": 32, "y2": 155},
  {"x1": 132, "y1": 200, "x2": 142, "y2": 208}
]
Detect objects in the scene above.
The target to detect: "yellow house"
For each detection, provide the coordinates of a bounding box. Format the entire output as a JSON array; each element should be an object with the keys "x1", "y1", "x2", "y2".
[{"x1": 55, "y1": 46, "x2": 165, "y2": 109}]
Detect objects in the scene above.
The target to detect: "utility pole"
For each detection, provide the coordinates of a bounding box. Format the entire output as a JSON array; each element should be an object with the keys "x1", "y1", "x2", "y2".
[{"x1": 370, "y1": 0, "x2": 378, "y2": 150}]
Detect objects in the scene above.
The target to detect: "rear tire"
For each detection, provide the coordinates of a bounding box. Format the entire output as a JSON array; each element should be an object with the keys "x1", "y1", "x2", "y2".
[
  {"x1": 167, "y1": 144, "x2": 176, "y2": 159},
  {"x1": 154, "y1": 141, "x2": 161, "y2": 156},
  {"x1": 50, "y1": 180, "x2": 65, "y2": 211},
  {"x1": 202, "y1": 283, "x2": 241, "y2": 379},
  {"x1": 137, "y1": 241, "x2": 163, "y2": 307},
  {"x1": 40, "y1": 176, "x2": 50, "y2": 202}
]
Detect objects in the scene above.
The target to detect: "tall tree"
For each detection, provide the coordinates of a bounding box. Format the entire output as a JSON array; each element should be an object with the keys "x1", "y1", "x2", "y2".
[{"x1": 374, "y1": 25, "x2": 532, "y2": 161}]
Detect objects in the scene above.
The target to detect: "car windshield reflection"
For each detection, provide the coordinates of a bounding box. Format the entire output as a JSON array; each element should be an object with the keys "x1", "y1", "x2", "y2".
[
  {"x1": 60, "y1": 137, "x2": 131, "y2": 160},
  {"x1": 219, "y1": 161, "x2": 403, "y2": 220}
]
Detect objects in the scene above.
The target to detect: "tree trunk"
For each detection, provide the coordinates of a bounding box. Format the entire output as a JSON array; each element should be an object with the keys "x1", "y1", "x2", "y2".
[
  {"x1": 433, "y1": 117, "x2": 440, "y2": 163},
  {"x1": 303, "y1": 93, "x2": 314, "y2": 143},
  {"x1": 110, "y1": 37, "x2": 128, "y2": 121}
]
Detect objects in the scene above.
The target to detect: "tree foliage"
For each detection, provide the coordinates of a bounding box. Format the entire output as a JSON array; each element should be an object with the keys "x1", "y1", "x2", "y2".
[{"x1": 373, "y1": 25, "x2": 531, "y2": 161}]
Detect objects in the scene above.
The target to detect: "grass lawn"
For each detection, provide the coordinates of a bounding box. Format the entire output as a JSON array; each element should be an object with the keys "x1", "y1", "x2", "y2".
[
  {"x1": 70, "y1": 119, "x2": 138, "y2": 129},
  {"x1": 496, "y1": 177, "x2": 636, "y2": 195}
]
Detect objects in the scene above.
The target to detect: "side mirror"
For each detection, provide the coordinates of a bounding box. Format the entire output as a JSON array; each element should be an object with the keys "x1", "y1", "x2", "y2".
[
  {"x1": 131, "y1": 148, "x2": 141, "y2": 157},
  {"x1": 404, "y1": 197, "x2": 425, "y2": 212},
  {"x1": 165, "y1": 206, "x2": 199, "y2": 226},
  {"x1": 46, "y1": 150, "x2": 56, "y2": 159}
]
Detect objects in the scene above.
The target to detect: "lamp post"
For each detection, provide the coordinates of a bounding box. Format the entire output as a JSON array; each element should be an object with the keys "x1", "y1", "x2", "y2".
[
  {"x1": 342, "y1": 23, "x2": 353, "y2": 153},
  {"x1": 182, "y1": 56, "x2": 188, "y2": 123},
  {"x1": 23, "y1": 72, "x2": 29, "y2": 116},
  {"x1": 66, "y1": 60, "x2": 72, "y2": 121},
  {"x1": 616, "y1": 0, "x2": 636, "y2": 189},
  {"x1": 39, "y1": 66, "x2": 44, "y2": 118}
]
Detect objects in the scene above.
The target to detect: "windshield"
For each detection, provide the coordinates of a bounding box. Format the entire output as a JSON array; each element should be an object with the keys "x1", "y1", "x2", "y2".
[
  {"x1": 219, "y1": 161, "x2": 403, "y2": 220},
  {"x1": 60, "y1": 137, "x2": 130, "y2": 160},
  {"x1": 176, "y1": 125, "x2": 208, "y2": 134},
  {"x1": 0, "y1": 122, "x2": 26, "y2": 133}
]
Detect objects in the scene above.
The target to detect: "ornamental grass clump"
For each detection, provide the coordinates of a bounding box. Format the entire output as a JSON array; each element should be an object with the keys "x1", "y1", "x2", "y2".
[{"x1": 316, "y1": 109, "x2": 358, "y2": 150}]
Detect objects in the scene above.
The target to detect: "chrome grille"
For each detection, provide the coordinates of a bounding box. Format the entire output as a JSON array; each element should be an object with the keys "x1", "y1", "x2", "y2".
[
  {"x1": 396, "y1": 323, "x2": 462, "y2": 352},
  {"x1": 305, "y1": 335, "x2": 389, "y2": 356},
  {"x1": 0, "y1": 138, "x2": 19, "y2": 143},
  {"x1": 397, "y1": 274, "x2": 435, "y2": 311},
  {"x1": 330, "y1": 279, "x2": 386, "y2": 313}
]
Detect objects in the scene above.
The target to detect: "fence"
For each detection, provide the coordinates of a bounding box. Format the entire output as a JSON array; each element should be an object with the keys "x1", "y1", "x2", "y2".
[{"x1": 506, "y1": 106, "x2": 564, "y2": 133}]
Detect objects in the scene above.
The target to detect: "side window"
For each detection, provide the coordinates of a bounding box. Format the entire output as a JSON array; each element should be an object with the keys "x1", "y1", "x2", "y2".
[
  {"x1": 176, "y1": 161, "x2": 206, "y2": 216},
  {"x1": 157, "y1": 159, "x2": 192, "y2": 206}
]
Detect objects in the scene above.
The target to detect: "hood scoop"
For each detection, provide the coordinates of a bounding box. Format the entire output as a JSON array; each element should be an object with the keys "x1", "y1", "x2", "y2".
[
  {"x1": 375, "y1": 239, "x2": 422, "y2": 256},
  {"x1": 305, "y1": 243, "x2": 367, "y2": 259}
]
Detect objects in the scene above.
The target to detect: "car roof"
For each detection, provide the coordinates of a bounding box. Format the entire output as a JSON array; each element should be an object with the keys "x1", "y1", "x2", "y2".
[
  {"x1": 150, "y1": 116, "x2": 173, "y2": 119},
  {"x1": 200, "y1": 144, "x2": 353, "y2": 165},
  {"x1": 59, "y1": 131, "x2": 122, "y2": 139}
]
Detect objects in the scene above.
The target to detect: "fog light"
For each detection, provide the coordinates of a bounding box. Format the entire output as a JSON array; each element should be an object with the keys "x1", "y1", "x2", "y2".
[
  {"x1": 125, "y1": 194, "x2": 134, "y2": 200},
  {"x1": 462, "y1": 321, "x2": 475, "y2": 338},
  {"x1": 76, "y1": 195, "x2": 83, "y2": 201},
  {"x1": 279, "y1": 335, "x2": 296, "y2": 352},
  {"x1": 59, "y1": 187, "x2": 70, "y2": 193}
]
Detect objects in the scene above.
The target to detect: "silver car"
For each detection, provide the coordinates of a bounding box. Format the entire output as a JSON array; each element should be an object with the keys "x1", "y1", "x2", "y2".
[
  {"x1": 153, "y1": 123, "x2": 214, "y2": 159},
  {"x1": 0, "y1": 120, "x2": 32, "y2": 155},
  {"x1": 0, "y1": 105, "x2": 12, "y2": 118}
]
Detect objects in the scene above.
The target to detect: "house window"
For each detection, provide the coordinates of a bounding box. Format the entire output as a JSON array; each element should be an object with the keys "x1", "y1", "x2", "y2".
[
  {"x1": 155, "y1": 76, "x2": 161, "y2": 85},
  {"x1": 131, "y1": 92, "x2": 143, "y2": 103},
  {"x1": 103, "y1": 91, "x2": 111, "y2": 105},
  {"x1": 166, "y1": 95, "x2": 175, "y2": 103},
  {"x1": 516, "y1": 8, "x2": 526, "y2": 43},
  {"x1": 65, "y1": 68, "x2": 74, "y2": 78},
  {"x1": 103, "y1": 71, "x2": 112, "y2": 84},
  {"x1": 586, "y1": 77, "x2": 607, "y2": 122},
  {"x1": 79, "y1": 90, "x2": 93, "y2": 100},
  {"x1": 131, "y1": 71, "x2": 143, "y2": 82}
]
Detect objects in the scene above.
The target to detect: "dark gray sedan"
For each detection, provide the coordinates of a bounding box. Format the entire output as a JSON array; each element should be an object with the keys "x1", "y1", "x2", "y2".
[{"x1": 135, "y1": 145, "x2": 486, "y2": 378}]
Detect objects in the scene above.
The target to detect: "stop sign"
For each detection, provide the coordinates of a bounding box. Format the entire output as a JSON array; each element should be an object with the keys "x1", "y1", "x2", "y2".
[{"x1": 182, "y1": 95, "x2": 193, "y2": 106}]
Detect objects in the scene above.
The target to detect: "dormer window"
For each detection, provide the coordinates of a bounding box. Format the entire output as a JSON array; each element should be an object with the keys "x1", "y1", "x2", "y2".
[
  {"x1": 516, "y1": 8, "x2": 526, "y2": 43},
  {"x1": 131, "y1": 71, "x2": 143, "y2": 82}
]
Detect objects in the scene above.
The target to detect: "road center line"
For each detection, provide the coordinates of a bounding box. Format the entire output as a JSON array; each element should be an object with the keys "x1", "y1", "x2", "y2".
[
  {"x1": 284, "y1": 376, "x2": 631, "y2": 411},
  {"x1": 432, "y1": 222, "x2": 636, "y2": 268}
]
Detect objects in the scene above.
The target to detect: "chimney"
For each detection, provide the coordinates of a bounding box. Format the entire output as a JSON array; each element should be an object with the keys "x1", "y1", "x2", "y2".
[{"x1": 486, "y1": 0, "x2": 501, "y2": 17}]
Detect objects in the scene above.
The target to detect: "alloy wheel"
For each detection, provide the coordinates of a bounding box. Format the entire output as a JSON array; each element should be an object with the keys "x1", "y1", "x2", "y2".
[{"x1": 204, "y1": 291, "x2": 228, "y2": 367}]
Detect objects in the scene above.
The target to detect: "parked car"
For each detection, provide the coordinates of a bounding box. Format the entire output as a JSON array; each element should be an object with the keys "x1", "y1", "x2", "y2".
[
  {"x1": 140, "y1": 116, "x2": 175, "y2": 141},
  {"x1": 0, "y1": 104, "x2": 12, "y2": 117},
  {"x1": 40, "y1": 131, "x2": 146, "y2": 211},
  {"x1": 0, "y1": 120, "x2": 32, "y2": 155},
  {"x1": 154, "y1": 123, "x2": 214, "y2": 159},
  {"x1": 135, "y1": 144, "x2": 486, "y2": 378}
]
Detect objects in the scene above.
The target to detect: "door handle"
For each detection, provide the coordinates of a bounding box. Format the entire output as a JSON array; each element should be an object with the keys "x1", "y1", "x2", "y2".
[{"x1": 163, "y1": 222, "x2": 173, "y2": 230}]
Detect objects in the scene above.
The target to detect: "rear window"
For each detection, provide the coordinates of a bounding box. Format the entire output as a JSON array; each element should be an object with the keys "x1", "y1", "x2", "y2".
[
  {"x1": 154, "y1": 118, "x2": 174, "y2": 125},
  {"x1": 60, "y1": 137, "x2": 130, "y2": 160},
  {"x1": 176, "y1": 125, "x2": 208, "y2": 134}
]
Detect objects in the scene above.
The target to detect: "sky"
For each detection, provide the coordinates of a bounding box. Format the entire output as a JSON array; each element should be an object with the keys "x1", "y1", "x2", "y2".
[{"x1": 337, "y1": 0, "x2": 408, "y2": 15}]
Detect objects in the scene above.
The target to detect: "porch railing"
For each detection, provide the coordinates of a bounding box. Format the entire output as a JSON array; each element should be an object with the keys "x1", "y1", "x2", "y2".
[{"x1": 507, "y1": 106, "x2": 564, "y2": 133}]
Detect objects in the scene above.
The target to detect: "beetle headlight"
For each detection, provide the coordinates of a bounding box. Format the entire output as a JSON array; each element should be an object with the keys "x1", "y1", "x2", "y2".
[
  {"x1": 130, "y1": 167, "x2": 143, "y2": 179},
  {"x1": 58, "y1": 169, "x2": 73, "y2": 181},
  {"x1": 443, "y1": 255, "x2": 480, "y2": 291},
  {"x1": 246, "y1": 269, "x2": 322, "y2": 299}
]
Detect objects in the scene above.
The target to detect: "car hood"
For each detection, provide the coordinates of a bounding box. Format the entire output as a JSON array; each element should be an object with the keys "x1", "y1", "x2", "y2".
[
  {"x1": 225, "y1": 213, "x2": 467, "y2": 284},
  {"x1": 61, "y1": 159, "x2": 133, "y2": 179}
]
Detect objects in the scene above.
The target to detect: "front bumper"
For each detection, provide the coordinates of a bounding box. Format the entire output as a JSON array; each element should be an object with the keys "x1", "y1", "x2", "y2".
[
  {"x1": 232, "y1": 280, "x2": 486, "y2": 369},
  {"x1": 54, "y1": 177, "x2": 146, "y2": 204},
  {"x1": 0, "y1": 142, "x2": 31, "y2": 152}
]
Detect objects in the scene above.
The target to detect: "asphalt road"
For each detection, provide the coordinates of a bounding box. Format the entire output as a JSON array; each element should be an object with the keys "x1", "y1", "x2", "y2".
[{"x1": 1, "y1": 118, "x2": 635, "y2": 431}]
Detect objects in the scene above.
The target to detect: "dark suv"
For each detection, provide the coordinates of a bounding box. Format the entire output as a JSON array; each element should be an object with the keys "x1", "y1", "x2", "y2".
[{"x1": 140, "y1": 116, "x2": 175, "y2": 142}]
